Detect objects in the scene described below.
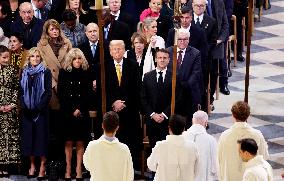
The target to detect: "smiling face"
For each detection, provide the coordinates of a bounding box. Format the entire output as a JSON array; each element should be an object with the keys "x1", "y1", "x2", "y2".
[
  {"x1": 0, "y1": 51, "x2": 10, "y2": 66},
  {"x1": 29, "y1": 50, "x2": 42, "y2": 67},
  {"x1": 193, "y1": 0, "x2": 206, "y2": 16},
  {"x1": 149, "y1": 0, "x2": 162, "y2": 13},
  {"x1": 9, "y1": 36, "x2": 22, "y2": 52}
]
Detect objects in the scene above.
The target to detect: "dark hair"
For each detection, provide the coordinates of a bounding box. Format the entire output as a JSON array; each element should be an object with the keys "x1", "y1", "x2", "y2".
[
  {"x1": 231, "y1": 101, "x2": 250, "y2": 121},
  {"x1": 237, "y1": 138, "x2": 258, "y2": 156},
  {"x1": 169, "y1": 115, "x2": 186, "y2": 135},
  {"x1": 181, "y1": 5, "x2": 193, "y2": 14},
  {"x1": 10, "y1": 32, "x2": 24, "y2": 43},
  {"x1": 62, "y1": 9, "x2": 77, "y2": 21},
  {"x1": 155, "y1": 48, "x2": 170, "y2": 58},
  {"x1": 0, "y1": 1, "x2": 11, "y2": 16},
  {"x1": 103, "y1": 111, "x2": 119, "y2": 133},
  {"x1": 0, "y1": 45, "x2": 9, "y2": 54}
]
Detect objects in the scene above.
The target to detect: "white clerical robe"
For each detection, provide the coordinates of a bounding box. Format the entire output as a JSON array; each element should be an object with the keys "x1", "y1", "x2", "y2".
[
  {"x1": 217, "y1": 122, "x2": 269, "y2": 181},
  {"x1": 147, "y1": 135, "x2": 200, "y2": 181},
  {"x1": 83, "y1": 136, "x2": 134, "y2": 181},
  {"x1": 242, "y1": 155, "x2": 273, "y2": 181},
  {"x1": 183, "y1": 124, "x2": 218, "y2": 181}
]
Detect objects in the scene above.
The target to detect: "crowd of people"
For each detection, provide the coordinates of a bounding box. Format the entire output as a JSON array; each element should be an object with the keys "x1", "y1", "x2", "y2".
[{"x1": 0, "y1": 0, "x2": 280, "y2": 180}]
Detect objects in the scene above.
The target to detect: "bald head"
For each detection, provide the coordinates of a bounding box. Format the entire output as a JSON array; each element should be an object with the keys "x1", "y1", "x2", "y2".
[
  {"x1": 192, "y1": 110, "x2": 208, "y2": 127},
  {"x1": 85, "y1": 23, "x2": 99, "y2": 43},
  {"x1": 19, "y1": 2, "x2": 34, "y2": 24}
]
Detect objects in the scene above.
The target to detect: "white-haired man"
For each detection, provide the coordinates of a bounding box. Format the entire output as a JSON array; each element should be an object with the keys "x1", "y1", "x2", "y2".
[{"x1": 183, "y1": 110, "x2": 217, "y2": 181}]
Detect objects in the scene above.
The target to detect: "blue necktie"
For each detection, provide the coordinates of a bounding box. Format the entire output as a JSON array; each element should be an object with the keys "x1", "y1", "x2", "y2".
[
  {"x1": 207, "y1": 0, "x2": 212, "y2": 16},
  {"x1": 91, "y1": 44, "x2": 96, "y2": 57}
]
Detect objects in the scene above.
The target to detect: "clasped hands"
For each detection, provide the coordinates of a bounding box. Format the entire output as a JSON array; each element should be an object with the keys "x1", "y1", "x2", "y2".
[
  {"x1": 151, "y1": 113, "x2": 165, "y2": 123},
  {"x1": 0, "y1": 105, "x2": 14, "y2": 113},
  {"x1": 112, "y1": 100, "x2": 126, "y2": 112}
]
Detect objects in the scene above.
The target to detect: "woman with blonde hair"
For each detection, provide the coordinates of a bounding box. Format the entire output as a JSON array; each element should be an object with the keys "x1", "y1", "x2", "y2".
[
  {"x1": 37, "y1": 19, "x2": 72, "y2": 167},
  {"x1": 137, "y1": 17, "x2": 165, "y2": 78},
  {"x1": 20, "y1": 47, "x2": 52, "y2": 180},
  {"x1": 57, "y1": 48, "x2": 92, "y2": 181}
]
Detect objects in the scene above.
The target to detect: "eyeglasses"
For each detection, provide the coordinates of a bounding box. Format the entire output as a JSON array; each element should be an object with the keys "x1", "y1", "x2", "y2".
[
  {"x1": 193, "y1": 4, "x2": 206, "y2": 8},
  {"x1": 178, "y1": 38, "x2": 189, "y2": 41}
]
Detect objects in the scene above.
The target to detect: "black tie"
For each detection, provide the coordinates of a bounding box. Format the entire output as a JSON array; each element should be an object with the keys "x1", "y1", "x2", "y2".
[
  {"x1": 196, "y1": 17, "x2": 201, "y2": 27},
  {"x1": 158, "y1": 71, "x2": 163, "y2": 85}
]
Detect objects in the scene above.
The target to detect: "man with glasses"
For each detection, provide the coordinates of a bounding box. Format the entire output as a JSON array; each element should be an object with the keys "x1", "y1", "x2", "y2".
[
  {"x1": 167, "y1": 30, "x2": 203, "y2": 128},
  {"x1": 193, "y1": 0, "x2": 218, "y2": 111},
  {"x1": 10, "y1": 2, "x2": 43, "y2": 49}
]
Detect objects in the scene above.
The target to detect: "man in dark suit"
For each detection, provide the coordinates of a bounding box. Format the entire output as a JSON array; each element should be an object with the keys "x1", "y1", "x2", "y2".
[
  {"x1": 10, "y1": 2, "x2": 43, "y2": 50},
  {"x1": 105, "y1": 40, "x2": 142, "y2": 169},
  {"x1": 103, "y1": 9, "x2": 131, "y2": 59},
  {"x1": 78, "y1": 23, "x2": 100, "y2": 121},
  {"x1": 107, "y1": 0, "x2": 135, "y2": 34},
  {"x1": 192, "y1": 0, "x2": 218, "y2": 111},
  {"x1": 206, "y1": 0, "x2": 230, "y2": 97},
  {"x1": 141, "y1": 49, "x2": 181, "y2": 148},
  {"x1": 166, "y1": 6, "x2": 208, "y2": 91},
  {"x1": 167, "y1": 30, "x2": 203, "y2": 128}
]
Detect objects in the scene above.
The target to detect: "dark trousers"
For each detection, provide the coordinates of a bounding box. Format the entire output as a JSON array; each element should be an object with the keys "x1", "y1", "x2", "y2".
[{"x1": 147, "y1": 120, "x2": 169, "y2": 148}]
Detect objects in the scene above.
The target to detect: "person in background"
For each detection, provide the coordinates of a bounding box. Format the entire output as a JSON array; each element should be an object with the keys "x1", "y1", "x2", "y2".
[
  {"x1": 20, "y1": 47, "x2": 52, "y2": 180},
  {"x1": 0, "y1": 1, "x2": 13, "y2": 37},
  {"x1": 217, "y1": 101, "x2": 269, "y2": 181},
  {"x1": 126, "y1": 32, "x2": 147, "y2": 79},
  {"x1": 65, "y1": 0, "x2": 97, "y2": 25},
  {"x1": 0, "y1": 45, "x2": 20, "y2": 178},
  {"x1": 147, "y1": 114, "x2": 200, "y2": 181},
  {"x1": 10, "y1": 2, "x2": 43, "y2": 50},
  {"x1": 83, "y1": 111, "x2": 134, "y2": 181},
  {"x1": 31, "y1": 0, "x2": 50, "y2": 21},
  {"x1": 9, "y1": 32, "x2": 27, "y2": 74},
  {"x1": 60, "y1": 9, "x2": 86, "y2": 48},
  {"x1": 57, "y1": 48, "x2": 92, "y2": 181},
  {"x1": 140, "y1": 0, "x2": 173, "y2": 41},
  {"x1": 37, "y1": 18, "x2": 72, "y2": 172},
  {"x1": 137, "y1": 17, "x2": 165, "y2": 78},
  {"x1": 0, "y1": 27, "x2": 9, "y2": 47},
  {"x1": 238, "y1": 138, "x2": 273, "y2": 181},
  {"x1": 183, "y1": 110, "x2": 217, "y2": 181}
]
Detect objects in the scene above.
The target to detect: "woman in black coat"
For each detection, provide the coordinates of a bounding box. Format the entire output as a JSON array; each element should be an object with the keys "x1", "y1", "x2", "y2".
[
  {"x1": 20, "y1": 47, "x2": 52, "y2": 179},
  {"x1": 126, "y1": 32, "x2": 147, "y2": 80},
  {"x1": 57, "y1": 48, "x2": 92, "y2": 180}
]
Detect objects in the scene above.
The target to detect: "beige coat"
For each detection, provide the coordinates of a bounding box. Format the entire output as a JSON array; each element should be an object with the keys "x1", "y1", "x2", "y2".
[{"x1": 37, "y1": 38, "x2": 72, "y2": 109}]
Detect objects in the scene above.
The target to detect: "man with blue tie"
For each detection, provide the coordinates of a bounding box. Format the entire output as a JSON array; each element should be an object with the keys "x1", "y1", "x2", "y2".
[{"x1": 31, "y1": 0, "x2": 49, "y2": 21}]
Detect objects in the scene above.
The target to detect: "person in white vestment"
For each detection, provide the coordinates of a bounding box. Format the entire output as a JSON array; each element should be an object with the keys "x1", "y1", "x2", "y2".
[
  {"x1": 238, "y1": 138, "x2": 273, "y2": 181},
  {"x1": 83, "y1": 111, "x2": 134, "y2": 181},
  {"x1": 217, "y1": 101, "x2": 269, "y2": 181},
  {"x1": 183, "y1": 110, "x2": 217, "y2": 181},
  {"x1": 147, "y1": 114, "x2": 200, "y2": 181}
]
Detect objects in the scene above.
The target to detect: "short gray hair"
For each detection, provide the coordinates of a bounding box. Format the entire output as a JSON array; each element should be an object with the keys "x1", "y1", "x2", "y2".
[
  {"x1": 192, "y1": 110, "x2": 208, "y2": 125},
  {"x1": 178, "y1": 29, "x2": 190, "y2": 38}
]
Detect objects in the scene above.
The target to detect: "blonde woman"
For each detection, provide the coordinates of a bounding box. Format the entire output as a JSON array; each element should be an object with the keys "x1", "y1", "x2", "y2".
[
  {"x1": 137, "y1": 17, "x2": 165, "y2": 78},
  {"x1": 57, "y1": 48, "x2": 92, "y2": 181},
  {"x1": 20, "y1": 47, "x2": 52, "y2": 180}
]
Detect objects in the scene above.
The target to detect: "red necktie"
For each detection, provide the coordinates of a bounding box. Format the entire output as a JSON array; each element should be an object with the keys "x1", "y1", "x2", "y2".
[{"x1": 177, "y1": 50, "x2": 183, "y2": 68}]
